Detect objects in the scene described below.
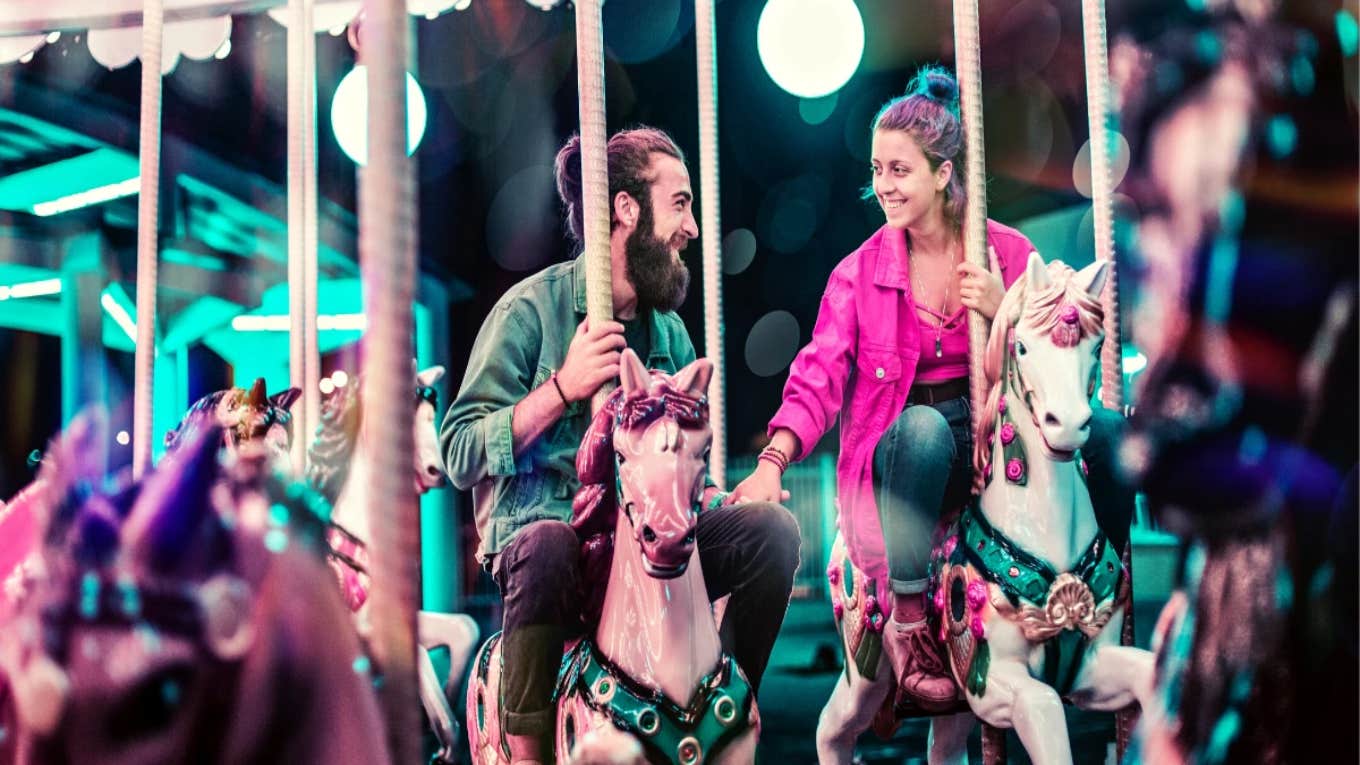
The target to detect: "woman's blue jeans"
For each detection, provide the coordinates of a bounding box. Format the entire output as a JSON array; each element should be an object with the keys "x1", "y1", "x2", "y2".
[{"x1": 872, "y1": 395, "x2": 1134, "y2": 593}]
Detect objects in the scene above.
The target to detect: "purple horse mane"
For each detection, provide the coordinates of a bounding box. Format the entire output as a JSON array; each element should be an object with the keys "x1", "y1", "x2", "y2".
[{"x1": 0, "y1": 411, "x2": 389, "y2": 764}]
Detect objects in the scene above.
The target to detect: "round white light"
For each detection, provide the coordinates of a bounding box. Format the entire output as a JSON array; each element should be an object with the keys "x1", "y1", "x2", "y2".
[
  {"x1": 757, "y1": 0, "x2": 864, "y2": 99},
  {"x1": 331, "y1": 370, "x2": 350, "y2": 388},
  {"x1": 331, "y1": 65, "x2": 428, "y2": 166},
  {"x1": 320, "y1": 378, "x2": 336, "y2": 395},
  {"x1": 116, "y1": 430, "x2": 130, "y2": 446}
]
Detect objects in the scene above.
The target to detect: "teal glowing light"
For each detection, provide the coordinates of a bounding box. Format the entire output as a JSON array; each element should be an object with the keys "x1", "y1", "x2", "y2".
[
  {"x1": 331, "y1": 65, "x2": 428, "y2": 166},
  {"x1": 1266, "y1": 114, "x2": 1298, "y2": 159},
  {"x1": 757, "y1": 0, "x2": 864, "y2": 99},
  {"x1": 100, "y1": 285, "x2": 138, "y2": 343},
  {"x1": 1338, "y1": 10, "x2": 1359, "y2": 58}
]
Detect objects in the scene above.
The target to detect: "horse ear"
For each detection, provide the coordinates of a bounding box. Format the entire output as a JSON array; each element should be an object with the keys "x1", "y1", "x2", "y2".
[
  {"x1": 1024, "y1": 250, "x2": 1051, "y2": 293},
  {"x1": 416, "y1": 365, "x2": 445, "y2": 387},
  {"x1": 245, "y1": 378, "x2": 268, "y2": 409},
  {"x1": 619, "y1": 348, "x2": 649, "y2": 398},
  {"x1": 269, "y1": 387, "x2": 302, "y2": 413},
  {"x1": 1074, "y1": 259, "x2": 1110, "y2": 300},
  {"x1": 121, "y1": 423, "x2": 224, "y2": 574},
  {"x1": 672, "y1": 358, "x2": 714, "y2": 399}
]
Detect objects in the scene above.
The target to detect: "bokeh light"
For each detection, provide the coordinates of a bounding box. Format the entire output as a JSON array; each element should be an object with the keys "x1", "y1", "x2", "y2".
[
  {"x1": 604, "y1": 0, "x2": 684, "y2": 64},
  {"x1": 757, "y1": 0, "x2": 864, "y2": 99},
  {"x1": 798, "y1": 93, "x2": 839, "y2": 126},
  {"x1": 1073, "y1": 132, "x2": 1131, "y2": 197},
  {"x1": 745, "y1": 310, "x2": 802, "y2": 377},
  {"x1": 486, "y1": 165, "x2": 558, "y2": 272},
  {"x1": 331, "y1": 65, "x2": 428, "y2": 166},
  {"x1": 757, "y1": 173, "x2": 830, "y2": 255},
  {"x1": 723, "y1": 229, "x2": 759, "y2": 275}
]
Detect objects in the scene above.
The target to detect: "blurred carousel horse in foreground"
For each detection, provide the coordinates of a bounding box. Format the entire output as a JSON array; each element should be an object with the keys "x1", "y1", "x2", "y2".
[{"x1": 0, "y1": 411, "x2": 389, "y2": 764}]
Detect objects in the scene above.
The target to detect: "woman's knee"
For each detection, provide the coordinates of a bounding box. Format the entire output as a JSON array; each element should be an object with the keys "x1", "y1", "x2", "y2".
[
  {"x1": 881, "y1": 404, "x2": 955, "y2": 469},
  {"x1": 741, "y1": 502, "x2": 803, "y2": 571}
]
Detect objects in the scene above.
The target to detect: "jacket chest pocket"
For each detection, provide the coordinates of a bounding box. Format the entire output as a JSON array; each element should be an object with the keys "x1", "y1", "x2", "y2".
[{"x1": 857, "y1": 345, "x2": 903, "y2": 386}]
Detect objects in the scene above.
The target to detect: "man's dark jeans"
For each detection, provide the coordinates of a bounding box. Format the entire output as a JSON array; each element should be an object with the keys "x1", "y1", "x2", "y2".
[{"x1": 491, "y1": 502, "x2": 801, "y2": 737}]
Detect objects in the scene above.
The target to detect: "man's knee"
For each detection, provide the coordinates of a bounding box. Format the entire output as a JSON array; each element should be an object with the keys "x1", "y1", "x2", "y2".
[
  {"x1": 740, "y1": 502, "x2": 802, "y2": 572},
  {"x1": 504, "y1": 520, "x2": 579, "y2": 580}
]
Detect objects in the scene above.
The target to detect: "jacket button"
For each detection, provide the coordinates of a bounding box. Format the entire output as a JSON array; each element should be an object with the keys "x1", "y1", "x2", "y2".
[{"x1": 875, "y1": 367, "x2": 885, "y2": 379}]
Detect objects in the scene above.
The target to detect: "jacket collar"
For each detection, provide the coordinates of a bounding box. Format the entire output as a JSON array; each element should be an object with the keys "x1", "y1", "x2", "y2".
[{"x1": 872, "y1": 225, "x2": 911, "y2": 290}]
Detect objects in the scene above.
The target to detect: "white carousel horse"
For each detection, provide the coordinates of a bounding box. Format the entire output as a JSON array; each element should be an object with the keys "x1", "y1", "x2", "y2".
[
  {"x1": 817, "y1": 254, "x2": 1154, "y2": 765},
  {"x1": 306, "y1": 364, "x2": 479, "y2": 765},
  {"x1": 465, "y1": 350, "x2": 759, "y2": 765}
]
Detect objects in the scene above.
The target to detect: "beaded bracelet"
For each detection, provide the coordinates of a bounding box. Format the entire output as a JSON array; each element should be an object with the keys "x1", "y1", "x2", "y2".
[
  {"x1": 757, "y1": 447, "x2": 789, "y2": 474},
  {"x1": 549, "y1": 373, "x2": 571, "y2": 407}
]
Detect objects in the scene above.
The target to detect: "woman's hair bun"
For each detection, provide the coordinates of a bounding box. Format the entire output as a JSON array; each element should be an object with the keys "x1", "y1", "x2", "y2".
[{"x1": 911, "y1": 65, "x2": 959, "y2": 109}]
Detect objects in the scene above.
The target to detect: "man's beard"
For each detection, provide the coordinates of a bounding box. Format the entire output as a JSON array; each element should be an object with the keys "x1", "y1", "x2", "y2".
[{"x1": 624, "y1": 206, "x2": 690, "y2": 314}]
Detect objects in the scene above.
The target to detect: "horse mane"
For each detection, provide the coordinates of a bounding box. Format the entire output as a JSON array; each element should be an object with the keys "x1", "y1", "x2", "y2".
[
  {"x1": 307, "y1": 384, "x2": 362, "y2": 505},
  {"x1": 304, "y1": 374, "x2": 442, "y2": 505},
  {"x1": 164, "y1": 389, "x2": 229, "y2": 452},
  {"x1": 972, "y1": 261, "x2": 1105, "y2": 492},
  {"x1": 164, "y1": 384, "x2": 299, "y2": 454}
]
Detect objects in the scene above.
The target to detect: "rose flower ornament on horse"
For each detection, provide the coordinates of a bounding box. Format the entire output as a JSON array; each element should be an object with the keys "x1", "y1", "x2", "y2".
[
  {"x1": 819, "y1": 254, "x2": 1154, "y2": 765},
  {"x1": 467, "y1": 350, "x2": 758, "y2": 765}
]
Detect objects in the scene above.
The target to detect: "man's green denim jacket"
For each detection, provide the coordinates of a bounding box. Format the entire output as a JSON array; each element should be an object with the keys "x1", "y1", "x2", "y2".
[{"x1": 440, "y1": 254, "x2": 699, "y2": 564}]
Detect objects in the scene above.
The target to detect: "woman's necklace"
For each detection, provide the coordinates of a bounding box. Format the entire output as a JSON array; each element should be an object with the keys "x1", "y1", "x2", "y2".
[{"x1": 910, "y1": 243, "x2": 957, "y2": 359}]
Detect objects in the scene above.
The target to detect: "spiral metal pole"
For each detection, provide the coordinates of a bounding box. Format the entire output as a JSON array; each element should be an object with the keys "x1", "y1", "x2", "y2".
[
  {"x1": 574, "y1": 0, "x2": 614, "y2": 414},
  {"x1": 132, "y1": 0, "x2": 163, "y2": 479},
  {"x1": 1080, "y1": 0, "x2": 1124, "y2": 410},
  {"x1": 953, "y1": 0, "x2": 990, "y2": 440},
  {"x1": 358, "y1": 0, "x2": 420, "y2": 760},
  {"x1": 287, "y1": 0, "x2": 319, "y2": 475},
  {"x1": 695, "y1": 0, "x2": 725, "y2": 486}
]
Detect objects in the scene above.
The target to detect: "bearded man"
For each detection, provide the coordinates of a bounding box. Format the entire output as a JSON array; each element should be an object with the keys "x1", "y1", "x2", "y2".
[{"x1": 441, "y1": 127, "x2": 801, "y2": 765}]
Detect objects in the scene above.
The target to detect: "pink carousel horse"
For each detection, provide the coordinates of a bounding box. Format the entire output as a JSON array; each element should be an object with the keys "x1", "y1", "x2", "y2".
[
  {"x1": 0, "y1": 410, "x2": 389, "y2": 764},
  {"x1": 306, "y1": 365, "x2": 479, "y2": 765},
  {"x1": 817, "y1": 254, "x2": 1154, "y2": 765},
  {"x1": 465, "y1": 350, "x2": 759, "y2": 765}
]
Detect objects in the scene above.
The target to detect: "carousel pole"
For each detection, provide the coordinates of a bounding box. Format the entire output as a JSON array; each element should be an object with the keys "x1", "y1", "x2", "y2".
[
  {"x1": 1080, "y1": 0, "x2": 1124, "y2": 411},
  {"x1": 357, "y1": 0, "x2": 421, "y2": 761},
  {"x1": 1079, "y1": 2, "x2": 1136, "y2": 756},
  {"x1": 131, "y1": 0, "x2": 163, "y2": 480},
  {"x1": 695, "y1": 0, "x2": 725, "y2": 486},
  {"x1": 287, "y1": 0, "x2": 320, "y2": 475},
  {"x1": 953, "y1": 0, "x2": 990, "y2": 440},
  {"x1": 574, "y1": 0, "x2": 614, "y2": 413}
]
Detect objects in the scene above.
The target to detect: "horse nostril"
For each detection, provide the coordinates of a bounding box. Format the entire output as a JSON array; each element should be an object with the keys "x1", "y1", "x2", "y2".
[
  {"x1": 1077, "y1": 415, "x2": 1092, "y2": 432},
  {"x1": 683, "y1": 530, "x2": 696, "y2": 545},
  {"x1": 426, "y1": 465, "x2": 443, "y2": 477},
  {"x1": 642, "y1": 526, "x2": 657, "y2": 544},
  {"x1": 1044, "y1": 413, "x2": 1060, "y2": 427}
]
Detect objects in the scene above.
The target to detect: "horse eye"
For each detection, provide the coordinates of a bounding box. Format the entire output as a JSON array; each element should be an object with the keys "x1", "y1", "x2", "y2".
[{"x1": 1015, "y1": 340, "x2": 1027, "y2": 357}]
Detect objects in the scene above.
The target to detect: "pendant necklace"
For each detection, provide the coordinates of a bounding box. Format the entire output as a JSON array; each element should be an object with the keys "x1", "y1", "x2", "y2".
[{"x1": 911, "y1": 248, "x2": 952, "y2": 359}]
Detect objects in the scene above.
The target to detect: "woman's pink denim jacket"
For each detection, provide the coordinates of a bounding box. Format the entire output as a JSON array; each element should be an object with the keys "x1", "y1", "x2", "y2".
[{"x1": 768, "y1": 219, "x2": 1037, "y2": 597}]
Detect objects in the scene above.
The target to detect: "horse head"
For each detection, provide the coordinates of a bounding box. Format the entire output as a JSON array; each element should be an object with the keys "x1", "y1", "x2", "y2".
[
  {"x1": 983, "y1": 253, "x2": 1109, "y2": 465},
  {"x1": 413, "y1": 365, "x2": 447, "y2": 494},
  {"x1": 611, "y1": 349, "x2": 713, "y2": 579},
  {"x1": 165, "y1": 379, "x2": 301, "y2": 470}
]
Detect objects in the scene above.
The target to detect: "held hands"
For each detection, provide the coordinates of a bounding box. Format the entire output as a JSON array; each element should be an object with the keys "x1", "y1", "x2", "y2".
[
  {"x1": 957, "y1": 250, "x2": 1005, "y2": 320},
  {"x1": 556, "y1": 318, "x2": 626, "y2": 404}
]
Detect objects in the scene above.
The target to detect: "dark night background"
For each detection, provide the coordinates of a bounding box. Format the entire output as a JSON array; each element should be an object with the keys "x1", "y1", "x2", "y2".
[{"x1": 0, "y1": 0, "x2": 1354, "y2": 490}]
